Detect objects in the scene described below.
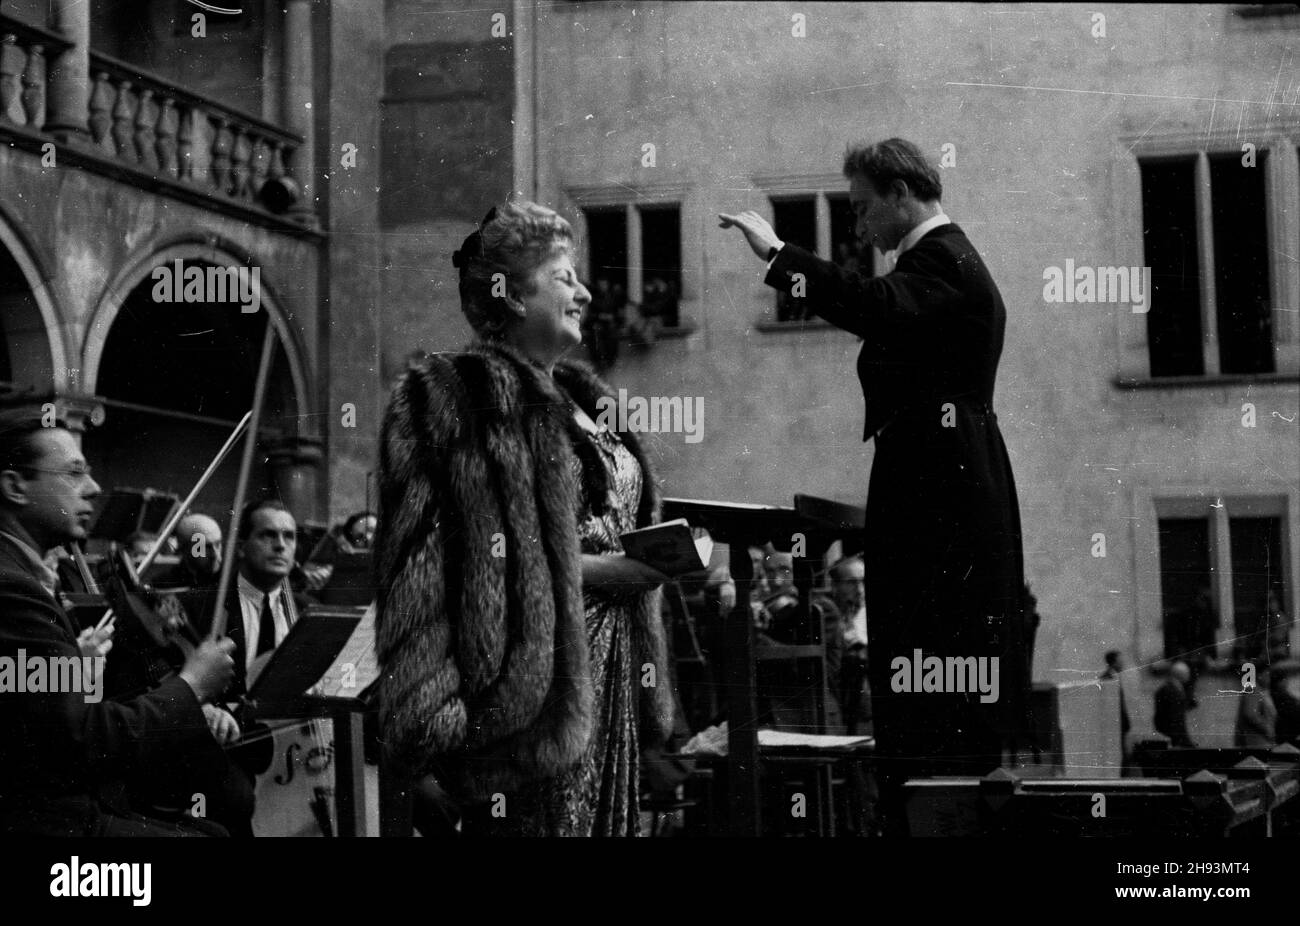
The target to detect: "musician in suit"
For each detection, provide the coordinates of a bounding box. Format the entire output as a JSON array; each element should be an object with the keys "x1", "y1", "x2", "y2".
[
  {"x1": 180, "y1": 498, "x2": 313, "y2": 809},
  {"x1": 720, "y1": 137, "x2": 1030, "y2": 835},
  {"x1": 183, "y1": 498, "x2": 305, "y2": 701},
  {"x1": 0, "y1": 409, "x2": 237, "y2": 836},
  {"x1": 153, "y1": 512, "x2": 224, "y2": 590}
]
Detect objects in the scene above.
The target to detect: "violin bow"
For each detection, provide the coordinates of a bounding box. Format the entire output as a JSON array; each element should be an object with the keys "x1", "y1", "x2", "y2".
[
  {"x1": 210, "y1": 323, "x2": 278, "y2": 640},
  {"x1": 136, "y1": 410, "x2": 254, "y2": 577}
]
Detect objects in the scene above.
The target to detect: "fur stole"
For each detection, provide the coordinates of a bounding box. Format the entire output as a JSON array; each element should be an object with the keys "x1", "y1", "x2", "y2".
[{"x1": 373, "y1": 340, "x2": 674, "y2": 802}]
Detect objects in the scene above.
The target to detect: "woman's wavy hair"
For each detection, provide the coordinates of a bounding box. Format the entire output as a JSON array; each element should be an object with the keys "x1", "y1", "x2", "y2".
[{"x1": 452, "y1": 201, "x2": 575, "y2": 339}]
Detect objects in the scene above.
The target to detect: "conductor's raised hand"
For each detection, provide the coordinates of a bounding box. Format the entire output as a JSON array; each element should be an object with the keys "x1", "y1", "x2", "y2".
[{"x1": 718, "y1": 210, "x2": 782, "y2": 260}]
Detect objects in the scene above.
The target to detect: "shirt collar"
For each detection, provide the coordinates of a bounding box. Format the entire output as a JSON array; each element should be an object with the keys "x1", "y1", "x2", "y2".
[
  {"x1": 0, "y1": 530, "x2": 60, "y2": 599},
  {"x1": 238, "y1": 570, "x2": 282, "y2": 605},
  {"x1": 895, "y1": 212, "x2": 951, "y2": 258}
]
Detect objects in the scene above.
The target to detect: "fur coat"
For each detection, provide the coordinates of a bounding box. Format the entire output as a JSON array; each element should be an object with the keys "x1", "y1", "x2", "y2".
[{"x1": 373, "y1": 340, "x2": 674, "y2": 803}]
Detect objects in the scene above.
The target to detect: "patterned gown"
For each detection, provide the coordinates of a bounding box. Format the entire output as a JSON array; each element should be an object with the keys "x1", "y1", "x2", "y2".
[{"x1": 464, "y1": 423, "x2": 646, "y2": 837}]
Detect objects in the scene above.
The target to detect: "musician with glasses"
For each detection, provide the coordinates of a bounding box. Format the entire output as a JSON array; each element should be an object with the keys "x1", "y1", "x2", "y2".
[{"x1": 0, "y1": 406, "x2": 238, "y2": 836}]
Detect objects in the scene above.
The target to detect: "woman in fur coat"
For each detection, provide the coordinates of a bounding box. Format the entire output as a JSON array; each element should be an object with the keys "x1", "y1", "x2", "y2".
[{"x1": 374, "y1": 200, "x2": 676, "y2": 836}]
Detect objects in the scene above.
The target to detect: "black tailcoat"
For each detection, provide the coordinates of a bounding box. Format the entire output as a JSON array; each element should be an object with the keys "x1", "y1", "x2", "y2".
[{"x1": 765, "y1": 225, "x2": 1030, "y2": 785}]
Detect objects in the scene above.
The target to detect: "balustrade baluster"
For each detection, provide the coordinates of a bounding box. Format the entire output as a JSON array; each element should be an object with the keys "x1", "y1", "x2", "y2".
[
  {"x1": 20, "y1": 43, "x2": 44, "y2": 130},
  {"x1": 0, "y1": 35, "x2": 23, "y2": 125},
  {"x1": 210, "y1": 115, "x2": 232, "y2": 195},
  {"x1": 250, "y1": 136, "x2": 270, "y2": 198},
  {"x1": 87, "y1": 70, "x2": 113, "y2": 149},
  {"x1": 133, "y1": 88, "x2": 157, "y2": 170},
  {"x1": 155, "y1": 97, "x2": 178, "y2": 178},
  {"x1": 109, "y1": 78, "x2": 135, "y2": 161},
  {"x1": 268, "y1": 139, "x2": 286, "y2": 180},
  {"x1": 177, "y1": 105, "x2": 197, "y2": 182},
  {"x1": 230, "y1": 125, "x2": 253, "y2": 200}
]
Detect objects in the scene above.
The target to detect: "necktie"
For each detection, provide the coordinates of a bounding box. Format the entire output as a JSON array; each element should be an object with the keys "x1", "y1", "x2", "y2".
[{"x1": 256, "y1": 593, "x2": 277, "y2": 655}]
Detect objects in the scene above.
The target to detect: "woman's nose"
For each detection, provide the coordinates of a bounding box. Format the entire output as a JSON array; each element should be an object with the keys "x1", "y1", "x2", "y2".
[{"x1": 574, "y1": 281, "x2": 592, "y2": 307}]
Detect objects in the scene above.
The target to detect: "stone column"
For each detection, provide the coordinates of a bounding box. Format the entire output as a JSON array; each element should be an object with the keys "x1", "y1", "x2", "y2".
[
  {"x1": 44, "y1": 0, "x2": 90, "y2": 142},
  {"x1": 266, "y1": 435, "x2": 324, "y2": 525},
  {"x1": 283, "y1": 0, "x2": 317, "y2": 228}
]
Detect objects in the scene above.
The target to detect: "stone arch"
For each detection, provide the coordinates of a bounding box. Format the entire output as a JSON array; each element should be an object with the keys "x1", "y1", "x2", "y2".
[
  {"x1": 0, "y1": 200, "x2": 68, "y2": 390},
  {"x1": 79, "y1": 233, "x2": 311, "y2": 414}
]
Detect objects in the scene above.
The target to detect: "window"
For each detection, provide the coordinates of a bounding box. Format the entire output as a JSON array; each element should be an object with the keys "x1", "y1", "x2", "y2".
[
  {"x1": 765, "y1": 189, "x2": 876, "y2": 325},
  {"x1": 1140, "y1": 158, "x2": 1203, "y2": 376},
  {"x1": 640, "y1": 205, "x2": 681, "y2": 329},
  {"x1": 579, "y1": 202, "x2": 684, "y2": 331},
  {"x1": 1139, "y1": 148, "x2": 1279, "y2": 377},
  {"x1": 1152, "y1": 498, "x2": 1291, "y2": 664},
  {"x1": 771, "y1": 197, "x2": 816, "y2": 322},
  {"x1": 1156, "y1": 517, "x2": 1214, "y2": 659},
  {"x1": 584, "y1": 207, "x2": 629, "y2": 304}
]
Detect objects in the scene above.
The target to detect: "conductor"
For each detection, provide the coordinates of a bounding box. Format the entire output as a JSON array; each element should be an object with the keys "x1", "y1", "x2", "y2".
[{"x1": 720, "y1": 137, "x2": 1030, "y2": 835}]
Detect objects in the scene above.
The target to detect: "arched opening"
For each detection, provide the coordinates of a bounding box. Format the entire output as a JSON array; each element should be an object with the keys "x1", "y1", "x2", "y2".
[
  {"x1": 84, "y1": 261, "x2": 302, "y2": 534},
  {"x1": 0, "y1": 226, "x2": 59, "y2": 392}
]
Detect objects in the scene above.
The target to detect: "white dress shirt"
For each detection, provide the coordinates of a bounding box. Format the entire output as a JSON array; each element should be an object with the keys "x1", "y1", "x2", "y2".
[
  {"x1": 237, "y1": 572, "x2": 290, "y2": 675},
  {"x1": 893, "y1": 212, "x2": 951, "y2": 259}
]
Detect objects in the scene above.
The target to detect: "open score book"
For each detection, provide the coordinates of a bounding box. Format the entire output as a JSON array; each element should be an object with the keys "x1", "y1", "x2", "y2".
[{"x1": 619, "y1": 518, "x2": 713, "y2": 577}]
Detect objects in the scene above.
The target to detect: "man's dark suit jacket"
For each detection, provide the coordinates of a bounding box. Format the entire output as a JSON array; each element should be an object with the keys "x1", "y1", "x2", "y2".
[
  {"x1": 179, "y1": 579, "x2": 305, "y2": 702},
  {"x1": 0, "y1": 535, "x2": 215, "y2": 835},
  {"x1": 765, "y1": 225, "x2": 1030, "y2": 759}
]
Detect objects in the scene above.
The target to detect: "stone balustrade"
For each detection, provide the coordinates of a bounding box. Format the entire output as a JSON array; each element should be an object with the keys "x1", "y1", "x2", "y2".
[
  {"x1": 0, "y1": 14, "x2": 71, "y2": 131},
  {"x1": 1, "y1": 12, "x2": 308, "y2": 223}
]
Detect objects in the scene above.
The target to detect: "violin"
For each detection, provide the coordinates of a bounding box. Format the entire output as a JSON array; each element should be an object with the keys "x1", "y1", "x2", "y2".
[{"x1": 95, "y1": 543, "x2": 202, "y2": 701}]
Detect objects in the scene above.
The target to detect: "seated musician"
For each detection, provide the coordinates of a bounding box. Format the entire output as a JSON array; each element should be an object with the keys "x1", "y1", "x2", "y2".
[
  {"x1": 153, "y1": 512, "x2": 223, "y2": 590},
  {"x1": 758, "y1": 548, "x2": 852, "y2": 733},
  {"x1": 180, "y1": 497, "x2": 311, "y2": 805},
  {"x1": 300, "y1": 510, "x2": 376, "y2": 593},
  {"x1": 183, "y1": 498, "x2": 306, "y2": 699},
  {"x1": 0, "y1": 409, "x2": 237, "y2": 836}
]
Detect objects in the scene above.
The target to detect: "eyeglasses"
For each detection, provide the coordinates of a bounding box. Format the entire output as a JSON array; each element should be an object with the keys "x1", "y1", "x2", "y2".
[{"x1": 23, "y1": 463, "x2": 94, "y2": 482}]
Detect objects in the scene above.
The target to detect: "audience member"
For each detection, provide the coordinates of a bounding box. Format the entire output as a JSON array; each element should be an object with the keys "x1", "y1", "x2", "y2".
[{"x1": 1154, "y1": 660, "x2": 1196, "y2": 748}]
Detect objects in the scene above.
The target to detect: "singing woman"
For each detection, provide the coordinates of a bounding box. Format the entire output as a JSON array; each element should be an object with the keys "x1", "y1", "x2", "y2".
[{"x1": 374, "y1": 201, "x2": 674, "y2": 836}]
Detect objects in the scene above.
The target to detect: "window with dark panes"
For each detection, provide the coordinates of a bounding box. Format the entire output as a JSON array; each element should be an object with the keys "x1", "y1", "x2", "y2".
[
  {"x1": 772, "y1": 197, "x2": 816, "y2": 321},
  {"x1": 1140, "y1": 158, "x2": 1203, "y2": 377},
  {"x1": 1210, "y1": 152, "x2": 1273, "y2": 374},
  {"x1": 828, "y1": 194, "x2": 872, "y2": 277},
  {"x1": 583, "y1": 208, "x2": 629, "y2": 300},
  {"x1": 640, "y1": 206, "x2": 681, "y2": 328},
  {"x1": 1229, "y1": 516, "x2": 1286, "y2": 661},
  {"x1": 1157, "y1": 517, "x2": 1215, "y2": 660}
]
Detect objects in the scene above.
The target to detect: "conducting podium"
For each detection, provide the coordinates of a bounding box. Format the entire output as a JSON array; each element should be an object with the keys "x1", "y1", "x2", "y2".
[{"x1": 663, "y1": 493, "x2": 870, "y2": 836}]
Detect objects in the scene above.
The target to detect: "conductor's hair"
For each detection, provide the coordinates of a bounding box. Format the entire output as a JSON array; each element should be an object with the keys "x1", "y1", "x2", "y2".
[
  {"x1": 452, "y1": 200, "x2": 575, "y2": 339},
  {"x1": 236, "y1": 496, "x2": 293, "y2": 543},
  {"x1": 842, "y1": 137, "x2": 943, "y2": 202}
]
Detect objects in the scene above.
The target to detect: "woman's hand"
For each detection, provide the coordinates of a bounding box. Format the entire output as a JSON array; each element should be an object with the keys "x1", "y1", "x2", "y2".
[{"x1": 581, "y1": 553, "x2": 669, "y2": 595}]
